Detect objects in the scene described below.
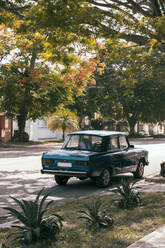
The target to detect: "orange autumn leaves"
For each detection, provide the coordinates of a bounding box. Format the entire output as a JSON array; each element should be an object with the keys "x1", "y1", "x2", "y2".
[
  {"x1": 21, "y1": 69, "x2": 48, "y2": 87},
  {"x1": 20, "y1": 57, "x2": 105, "y2": 90},
  {"x1": 64, "y1": 57, "x2": 105, "y2": 89}
]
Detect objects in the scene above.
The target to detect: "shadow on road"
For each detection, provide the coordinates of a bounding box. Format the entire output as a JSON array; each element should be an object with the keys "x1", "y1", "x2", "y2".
[{"x1": 0, "y1": 170, "x2": 134, "y2": 218}]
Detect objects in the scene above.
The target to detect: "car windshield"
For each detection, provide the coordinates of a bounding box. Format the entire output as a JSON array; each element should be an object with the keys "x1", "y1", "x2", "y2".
[{"x1": 62, "y1": 134, "x2": 104, "y2": 152}]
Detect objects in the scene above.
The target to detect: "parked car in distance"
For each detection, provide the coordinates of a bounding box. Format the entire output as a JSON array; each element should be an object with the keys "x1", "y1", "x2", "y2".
[{"x1": 41, "y1": 130, "x2": 149, "y2": 187}]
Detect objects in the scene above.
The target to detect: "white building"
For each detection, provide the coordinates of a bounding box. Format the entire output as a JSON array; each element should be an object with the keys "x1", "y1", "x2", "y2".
[{"x1": 13, "y1": 119, "x2": 63, "y2": 141}]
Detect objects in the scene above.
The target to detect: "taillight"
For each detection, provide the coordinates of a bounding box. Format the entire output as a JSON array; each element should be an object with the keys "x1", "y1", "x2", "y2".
[
  {"x1": 76, "y1": 161, "x2": 88, "y2": 166},
  {"x1": 42, "y1": 159, "x2": 55, "y2": 164}
]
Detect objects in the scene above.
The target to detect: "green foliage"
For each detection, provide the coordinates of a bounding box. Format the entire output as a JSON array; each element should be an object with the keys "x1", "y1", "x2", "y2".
[
  {"x1": 0, "y1": 30, "x2": 73, "y2": 136},
  {"x1": 0, "y1": 2, "x2": 91, "y2": 136},
  {"x1": 3, "y1": 188, "x2": 63, "y2": 244},
  {"x1": 93, "y1": 43, "x2": 165, "y2": 134},
  {"x1": 79, "y1": 198, "x2": 114, "y2": 232},
  {"x1": 4, "y1": 0, "x2": 165, "y2": 51},
  {"x1": 115, "y1": 179, "x2": 142, "y2": 209},
  {"x1": 69, "y1": 89, "x2": 98, "y2": 129}
]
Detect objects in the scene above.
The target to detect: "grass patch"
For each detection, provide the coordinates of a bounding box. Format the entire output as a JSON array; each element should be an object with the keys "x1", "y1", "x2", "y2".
[{"x1": 1, "y1": 192, "x2": 165, "y2": 247}]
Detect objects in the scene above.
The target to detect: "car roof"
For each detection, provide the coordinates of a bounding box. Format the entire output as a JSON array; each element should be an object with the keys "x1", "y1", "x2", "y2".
[{"x1": 69, "y1": 130, "x2": 126, "y2": 137}]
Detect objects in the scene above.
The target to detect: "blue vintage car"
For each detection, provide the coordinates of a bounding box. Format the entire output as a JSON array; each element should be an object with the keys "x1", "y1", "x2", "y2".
[{"x1": 41, "y1": 130, "x2": 149, "y2": 187}]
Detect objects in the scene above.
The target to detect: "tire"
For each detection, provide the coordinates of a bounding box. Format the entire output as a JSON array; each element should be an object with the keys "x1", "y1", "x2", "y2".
[
  {"x1": 133, "y1": 160, "x2": 144, "y2": 179},
  {"x1": 95, "y1": 168, "x2": 111, "y2": 187},
  {"x1": 54, "y1": 175, "x2": 69, "y2": 185}
]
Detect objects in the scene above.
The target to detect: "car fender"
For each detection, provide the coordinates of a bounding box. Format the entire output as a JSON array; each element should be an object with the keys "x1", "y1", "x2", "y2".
[{"x1": 89, "y1": 155, "x2": 114, "y2": 177}]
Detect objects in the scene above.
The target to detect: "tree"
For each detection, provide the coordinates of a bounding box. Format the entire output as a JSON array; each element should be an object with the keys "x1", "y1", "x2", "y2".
[
  {"x1": 48, "y1": 106, "x2": 79, "y2": 140},
  {"x1": 68, "y1": 85, "x2": 99, "y2": 129},
  {"x1": 93, "y1": 42, "x2": 165, "y2": 135},
  {"x1": 0, "y1": 1, "x2": 103, "y2": 140},
  {"x1": 0, "y1": 30, "x2": 73, "y2": 140}
]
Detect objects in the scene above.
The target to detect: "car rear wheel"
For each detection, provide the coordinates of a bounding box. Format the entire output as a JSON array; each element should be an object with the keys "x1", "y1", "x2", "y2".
[
  {"x1": 95, "y1": 168, "x2": 111, "y2": 187},
  {"x1": 54, "y1": 175, "x2": 70, "y2": 185},
  {"x1": 133, "y1": 160, "x2": 144, "y2": 179}
]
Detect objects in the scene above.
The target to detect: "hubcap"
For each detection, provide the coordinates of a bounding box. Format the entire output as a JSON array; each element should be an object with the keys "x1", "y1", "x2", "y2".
[
  {"x1": 102, "y1": 169, "x2": 110, "y2": 185},
  {"x1": 139, "y1": 162, "x2": 144, "y2": 176}
]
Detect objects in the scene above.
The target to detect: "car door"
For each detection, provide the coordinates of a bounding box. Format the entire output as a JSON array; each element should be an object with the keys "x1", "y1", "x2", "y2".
[
  {"x1": 105, "y1": 135, "x2": 123, "y2": 174},
  {"x1": 118, "y1": 135, "x2": 136, "y2": 173}
]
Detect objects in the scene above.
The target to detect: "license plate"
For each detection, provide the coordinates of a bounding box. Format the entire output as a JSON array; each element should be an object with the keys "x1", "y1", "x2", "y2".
[{"x1": 57, "y1": 162, "x2": 72, "y2": 167}]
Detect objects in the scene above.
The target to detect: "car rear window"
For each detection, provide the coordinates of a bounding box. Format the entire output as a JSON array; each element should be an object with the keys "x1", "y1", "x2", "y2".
[{"x1": 63, "y1": 134, "x2": 104, "y2": 152}]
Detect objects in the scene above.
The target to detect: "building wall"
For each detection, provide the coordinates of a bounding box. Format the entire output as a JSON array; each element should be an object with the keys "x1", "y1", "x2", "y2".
[
  {"x1": 27, "y1": 120, "x2": 63, "y2": 141},
  {"x1": 13, "y1": 119, "x2": 63, "y2": 141},
  {"x1": 0, "y1": 115, "x2": 12, "y2": 143},
  {"x1": 137, "y1": 122, "x2": 165, "y2": 136}
]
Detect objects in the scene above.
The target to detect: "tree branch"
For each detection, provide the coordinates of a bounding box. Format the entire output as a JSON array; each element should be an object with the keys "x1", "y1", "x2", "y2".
[
  {"x1": 87, "y1": 0, "x2": 141, "y2": 25},
  {"x1": 30, "y1": 49, "x2": 37, "y2": 71},
  {"x1": 86, "y1": 0, "x2": 154, "y2": 17},
  {"x1": 150, "y1": 0, "x2": 162, "y2": 16},
  {"x1": 0, "y1": 0, "x2": 29, "y2": 19},
  {"x1": 159, "y1": 0, "x2": 165, "y2": 15}
]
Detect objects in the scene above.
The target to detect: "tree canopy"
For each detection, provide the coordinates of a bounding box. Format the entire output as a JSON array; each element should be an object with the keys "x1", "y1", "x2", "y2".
[
  {"x1": 0, "y1": 0, "x2": 101, "y2": 140},
  {"x1": 93, "y1": 41, "x2": 165, "y2": 134},
  {"x1": 1, "y1": 0, "x2": 165, "y2": 50},
  {"x1": 0, "y1": 28, "x2": 74, "y2": 139}
]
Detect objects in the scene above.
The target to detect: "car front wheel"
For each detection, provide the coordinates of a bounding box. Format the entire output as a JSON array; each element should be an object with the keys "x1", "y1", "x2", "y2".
[
  {"x1": 133, "y1": 160, "x2": 144, "y2": 179},
  {"x1": 54, "y1": 175, "x2": 70, "y2": 185},
  {"x1": 95, "y1": 169, "x2": 111, "y2": 187}
]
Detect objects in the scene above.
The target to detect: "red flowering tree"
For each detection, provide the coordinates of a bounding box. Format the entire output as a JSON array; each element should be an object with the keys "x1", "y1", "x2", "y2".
[{"x1": 0, "y1": 31, "x2": 73, "y2": 141}]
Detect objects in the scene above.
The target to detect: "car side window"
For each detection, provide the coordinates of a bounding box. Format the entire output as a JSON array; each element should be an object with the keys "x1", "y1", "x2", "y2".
[
  {"x1": 108, "y1": 136, "x2": 119, "y2": 151},
  {"x1": 91, "y1": 136, "x2": 103, "y2": 152},
  {"x1": 66, "y1": 135, "x2": 79, "y2": 148},
  {"x1": 119, "y1": 136, "x2": 128, "y2": 149},
  {"x1": 79, "y1": 135, "x2": 92, "y2": 150}
]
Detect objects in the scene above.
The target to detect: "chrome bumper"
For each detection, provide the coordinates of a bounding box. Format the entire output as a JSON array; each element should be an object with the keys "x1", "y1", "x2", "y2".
[{"x1": 41, "y1": 169, "x2": 88, "y2": 177}]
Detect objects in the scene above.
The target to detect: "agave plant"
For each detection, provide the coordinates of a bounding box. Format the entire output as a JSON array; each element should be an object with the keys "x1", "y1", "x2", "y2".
[
  {"x1": 79, "y1": 198, "x2": 114, "y2": 232},
  {"x1": 116, "y1": 179, "x2": 142, "y2": 209},
  {"x1": 3, "y1": 188, "x2": 63, "y2": 244}
]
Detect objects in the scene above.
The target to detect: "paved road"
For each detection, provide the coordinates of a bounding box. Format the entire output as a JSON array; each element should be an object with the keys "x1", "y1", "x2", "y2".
[{"x1": 0, "y1": 138, "x2": 165, "y2": 218}]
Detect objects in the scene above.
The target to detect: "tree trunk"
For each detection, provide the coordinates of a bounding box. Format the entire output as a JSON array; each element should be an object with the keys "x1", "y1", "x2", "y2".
[
  {"x1": 128, "y1": 118, "x2": 137, "y2": 136},
  {"x1": 78, "y1": 116, "x2": 84, "y2": 129},
  {"x1": 17, "y1": 112, "x2": 27, "y2": 134},
  {"x1": 62, "y1": 124, "x2": 66, "y2": 140},
  {"x1": 14, "y1": 111, "x2": 29, "y2": 142}
]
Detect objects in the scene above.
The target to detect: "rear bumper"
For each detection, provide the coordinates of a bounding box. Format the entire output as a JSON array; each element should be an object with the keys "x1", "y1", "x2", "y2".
[{"x1": 41, "y1": 169, "x2": 88, "y2": 177}]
